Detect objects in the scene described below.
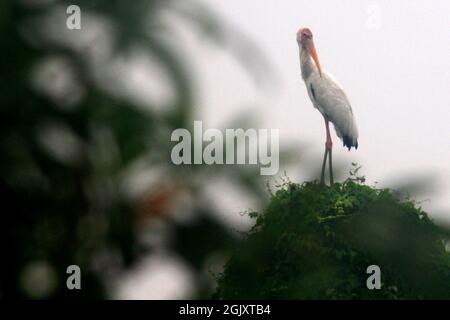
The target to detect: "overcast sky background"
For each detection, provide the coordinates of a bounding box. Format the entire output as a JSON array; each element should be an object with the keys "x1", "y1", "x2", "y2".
[{"x1": 180, "y1": 0, "x2": 450, "y2": 224}]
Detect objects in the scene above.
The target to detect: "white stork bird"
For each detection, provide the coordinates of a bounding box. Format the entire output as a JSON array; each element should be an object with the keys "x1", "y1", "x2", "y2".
[{"x1": 297, "y1": 27, "x2": 358, "y2": 185}]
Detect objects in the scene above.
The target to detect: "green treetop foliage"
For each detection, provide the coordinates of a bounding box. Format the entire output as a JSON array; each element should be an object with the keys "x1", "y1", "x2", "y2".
[{"x1": 215, "y1": 171, "x2": 450, "y2": 299}]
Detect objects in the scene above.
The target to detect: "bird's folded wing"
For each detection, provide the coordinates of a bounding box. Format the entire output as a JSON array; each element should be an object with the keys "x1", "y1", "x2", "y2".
[{"x1": 308, "y1": 72, "x2": 358, "y2": 143}]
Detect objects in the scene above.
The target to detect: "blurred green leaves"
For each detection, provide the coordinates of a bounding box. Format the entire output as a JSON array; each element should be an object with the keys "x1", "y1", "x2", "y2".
[
  {"x1": 215, "y1": 179, "x2": 450, "y2": 299},
  {"x1": 1, "y1": 0, "x2": 273, "y2": 299}
]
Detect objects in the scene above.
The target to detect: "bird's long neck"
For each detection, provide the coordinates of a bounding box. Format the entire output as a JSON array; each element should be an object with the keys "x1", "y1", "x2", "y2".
[{"x1": 299, "y1": 45, "x2": 317, "y2": 80}]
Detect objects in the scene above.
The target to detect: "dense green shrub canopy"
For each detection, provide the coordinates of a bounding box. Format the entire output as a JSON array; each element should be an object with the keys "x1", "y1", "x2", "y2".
[{"x1": 215, "y1": 178, "x2": 450, "y2": 299}]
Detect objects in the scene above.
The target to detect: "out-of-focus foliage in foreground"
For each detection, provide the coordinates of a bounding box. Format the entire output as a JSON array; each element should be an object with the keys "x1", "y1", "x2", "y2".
[
  {"x1": 215, "y1": 173, "x2": 450, "y2": 299},
  {"x1": 0, "y1": 0, "x2": 276, "y2": 299}
]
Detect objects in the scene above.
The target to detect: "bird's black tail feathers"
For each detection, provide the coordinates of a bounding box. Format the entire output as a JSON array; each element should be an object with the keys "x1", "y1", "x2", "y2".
[{"x1": 343, "y1": 135, "x2": 358, "y2": 151}]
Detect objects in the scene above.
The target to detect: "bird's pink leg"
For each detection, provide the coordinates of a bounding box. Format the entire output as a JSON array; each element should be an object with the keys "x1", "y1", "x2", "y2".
[
  {"x1": 320, "y1": 147, "x2": 328, "y2": 185},
  {"x1": 325, "y1": 119, "x2": 333, "y2": 150},
  {"x1": 324, "y1": 119, "x2": 334, "y2": 185},
  {"x1": 320, "y1": 119, "x2": 330, "y2": 185}
]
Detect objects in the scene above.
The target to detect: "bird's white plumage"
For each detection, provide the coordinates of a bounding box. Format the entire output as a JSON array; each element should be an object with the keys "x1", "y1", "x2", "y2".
[
  {"x1": 306, "y1": 71, "x2": 358, "y2": 147},
  {"x1": 299, "y1": 45, "x2": 359, "y2": 149}
]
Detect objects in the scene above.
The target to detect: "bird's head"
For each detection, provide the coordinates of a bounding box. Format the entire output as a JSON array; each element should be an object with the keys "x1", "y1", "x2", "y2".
[
  {"x1": 297, "y1": 27, "x2": 322, "y2": 77},
  {"x1": 296, "y1": 27, "x2": 313, "y2": 44}
]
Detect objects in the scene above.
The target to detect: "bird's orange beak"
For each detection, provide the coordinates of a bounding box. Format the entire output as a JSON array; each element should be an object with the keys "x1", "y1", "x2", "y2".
[{"x1": 308, "y1": 44, "x2": 322, "y2": 77}]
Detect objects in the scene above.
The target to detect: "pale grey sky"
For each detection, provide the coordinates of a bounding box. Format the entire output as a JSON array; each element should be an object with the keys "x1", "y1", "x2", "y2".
[{"x1": 186, "y1": 0, "x2": 450, "y2": 224}]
